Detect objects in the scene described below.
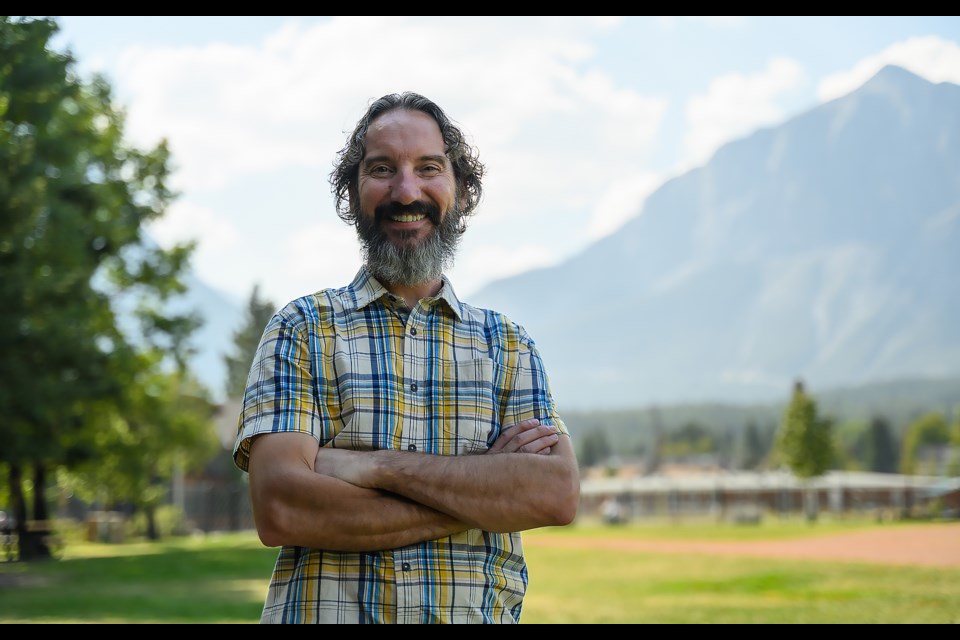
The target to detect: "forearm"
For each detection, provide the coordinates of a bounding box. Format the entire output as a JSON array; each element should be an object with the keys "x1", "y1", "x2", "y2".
[
  {"x1": 249, "y1": 434, "x2": 468, "y2": 551},
  {"x1": 253, "y1": 467, "x2": 467, "y2": 551},
  {"x1": 356, "y1": 436, "x2": 579, "y2": 532}
]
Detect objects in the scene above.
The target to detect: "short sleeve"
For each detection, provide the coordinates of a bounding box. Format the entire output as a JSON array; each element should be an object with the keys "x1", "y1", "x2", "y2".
[
  {"x1": 501, "y1": 325, "x2": 568, "y2": 437},
  {"x1": 232, "y1": 308, "x2": 324, "y2": 472}
]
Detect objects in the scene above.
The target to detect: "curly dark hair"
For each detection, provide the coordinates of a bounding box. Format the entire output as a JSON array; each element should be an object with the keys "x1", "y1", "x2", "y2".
[{"x1": 329, "y1": 92, "x2": 485, "y2": 233}]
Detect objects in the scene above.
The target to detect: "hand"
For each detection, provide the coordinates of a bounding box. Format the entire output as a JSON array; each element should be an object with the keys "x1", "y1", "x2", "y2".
[{"x1": 487, "y1": 418, "x2": 559, "y2": 456}]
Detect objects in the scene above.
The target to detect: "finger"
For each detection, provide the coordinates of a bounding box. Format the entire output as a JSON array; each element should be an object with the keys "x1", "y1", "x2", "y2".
[
  {"x1": 519, "y1": 432, "x2": 559, "y2": 454},
  {"x1": 489, "y1": 419, "x2": 540, "y2": 452},
  {"x1": 505, "y1": 426, "x2": 557, "y2": 453}
]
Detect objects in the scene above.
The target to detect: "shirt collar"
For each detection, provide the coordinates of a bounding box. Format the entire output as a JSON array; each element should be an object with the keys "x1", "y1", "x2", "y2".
[{"x1": 346, "y1": 266, "x2": 464, "y2": 321}]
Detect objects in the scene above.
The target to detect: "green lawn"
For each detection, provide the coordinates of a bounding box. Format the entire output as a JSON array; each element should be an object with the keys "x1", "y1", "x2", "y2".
[{"x1": 1, "y1": 519, "x2": 958, "y2": 624}]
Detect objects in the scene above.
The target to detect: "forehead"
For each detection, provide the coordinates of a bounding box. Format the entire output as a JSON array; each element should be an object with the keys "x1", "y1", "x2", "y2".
[{"x1": 364, "y1": 109, "x2": 446, "y2": 159}]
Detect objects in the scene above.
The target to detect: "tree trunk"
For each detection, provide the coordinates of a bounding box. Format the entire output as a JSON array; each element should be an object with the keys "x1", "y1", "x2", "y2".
[
  {"x1": 11, "y1": 463, "x2": 52, "y2": 561},
  {"x1": 32, "y1": 464, "x2": 49, "y2": 522},
  {"x1": 146, "y1": 505, "x2": 159, "y2": 541},
  {"x1": 10, "y1": 463, "x2": 27, "y2": 555},
  {"x1": 804, "y1": 483, "x2": 819, "y2": 523}
]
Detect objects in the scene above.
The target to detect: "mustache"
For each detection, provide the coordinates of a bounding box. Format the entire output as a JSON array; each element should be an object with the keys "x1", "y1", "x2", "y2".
[{"x1": 375, "y1": 201, "x2": 442, "y2": 226}]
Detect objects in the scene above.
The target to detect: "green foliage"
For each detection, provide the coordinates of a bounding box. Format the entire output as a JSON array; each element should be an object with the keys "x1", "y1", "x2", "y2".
[
  {"x1": 949, "y1": 410, "x2": 960, "y2": 476},
  {"x1": 223, "y1": 284, "x2": 276, "y2": 399},
  {"x1": 900, "y1": 412, "x2": 950, "y2": 475},
  {"x1": 576, "y1": 429, "x2": 612, "y2": 468},
  {"x1": 736, "y1": 420, "x2": 770, "y2": 470},
  {"x1": 0, "y1": 16, "x2": 210, "y2": 552},
  {"x1": 775, "y1": 381, "x2": 834, "y2": 479},
  {"x1": 63, "y1": 363, "x2": 219, "y2": 512},
  {"x1": 833, "y1": 419, "x2": 869, "y2": 470},
  {"x1": 863, "y1": 415, "x2": 899, "y2": 473},
  {"x1": 127, "y1": 505, "x2": 190, "y2": 539},
  {"x1": 831, "y1": 416, "x2": 899, "y2": 474},
  {"x1": 660, "y1": 421, "x2": 716, "y2": 458}
]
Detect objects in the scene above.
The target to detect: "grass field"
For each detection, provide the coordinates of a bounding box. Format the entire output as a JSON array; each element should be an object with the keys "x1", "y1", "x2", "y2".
[{"x1": 1, "y1": 518, "x2": 958, "y2": 624}]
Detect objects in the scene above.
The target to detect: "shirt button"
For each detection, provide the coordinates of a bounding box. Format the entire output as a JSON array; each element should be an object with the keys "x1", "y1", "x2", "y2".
[
  {"x1": 401, "y1": 562, "x2": 411, "y2": 571},
  {"x1": 410, "y1": 382, "x2": 418, "y2": 392},
  {"x1": 407, "y1": 444, "x2": 417, "y2": 452},
  {"x1": 410, "y1": 328, "x2": 417, "y2": 335}
]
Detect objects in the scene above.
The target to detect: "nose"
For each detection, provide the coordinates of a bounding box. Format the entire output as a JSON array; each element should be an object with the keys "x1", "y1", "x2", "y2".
[{"x1": 390, "y1": 167, "x2": 420, "y2": 205}]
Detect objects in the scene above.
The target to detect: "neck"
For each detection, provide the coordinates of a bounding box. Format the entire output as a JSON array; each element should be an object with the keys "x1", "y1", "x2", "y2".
[{"x1": 383, "y1": 277, "x2": 443, "y2": 311}]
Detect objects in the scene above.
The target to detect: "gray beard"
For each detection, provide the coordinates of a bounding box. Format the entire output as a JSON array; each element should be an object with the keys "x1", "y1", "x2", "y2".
[{"x1": 357, "y1": 206, "x2": 463, "y2": 288}]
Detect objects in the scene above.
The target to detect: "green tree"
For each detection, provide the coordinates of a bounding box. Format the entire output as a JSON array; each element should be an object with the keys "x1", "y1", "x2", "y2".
[
  {"x1": 661, "y1": 421, "x2": 715, "y2": 458},
  {"x1": 223, "y1": 284, "x2": 276, "y2": 399},
  {"x1": 775, "y1": 380, "x2": 834, "y2": 521},
  {"x1": 738, "y1": 420, "x2": 766, "y2": 470},
  {"x1": 64, "y1": 358, "x2": 219, "y2": 540},
  {"x1": 863, "y1": 415, "x2": 899, "y2": 473},
  {"x1": 0, "y1": 16, "x2": 199, "y2": 558},
  {"x1": 900, "y1": 412, "x2": 950, "y2": 475},
  {"x1": 577, "y1": 429, "x2": 612, "y2": 469},
  {"x1": 948, "y1": 408, "x2": 960, "y2": 477},
  {"x1": 833, "y1": 419, "x2": 868, "y2": 470}
]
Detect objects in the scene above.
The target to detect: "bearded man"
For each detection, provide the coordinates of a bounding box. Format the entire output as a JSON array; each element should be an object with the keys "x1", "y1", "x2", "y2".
[{"x1": 233, "y1": 92, "x2": 580, "y2": 625}]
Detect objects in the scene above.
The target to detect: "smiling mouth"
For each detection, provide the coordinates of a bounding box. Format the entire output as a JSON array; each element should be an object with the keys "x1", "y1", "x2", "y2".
[
  {"x1": 376, "y1": 201, "x2": 442, "y2": 227},
  {"x1": 389, "y1": 213, "x2": 427, "y2": 223}
]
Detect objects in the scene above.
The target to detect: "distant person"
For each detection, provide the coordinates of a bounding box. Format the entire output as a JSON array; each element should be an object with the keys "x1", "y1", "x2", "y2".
[{"x1": 233, "y1": 91, "x2": 580, "y2": 624}]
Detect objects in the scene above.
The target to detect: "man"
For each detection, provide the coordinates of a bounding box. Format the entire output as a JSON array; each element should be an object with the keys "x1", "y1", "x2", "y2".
[{"x1": 233, "y1": 92, "x2": 580, "y2": 624}]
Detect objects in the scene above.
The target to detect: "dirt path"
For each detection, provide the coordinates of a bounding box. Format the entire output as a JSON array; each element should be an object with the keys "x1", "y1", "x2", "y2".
[{"x1": 533, "y1": 522, "x2": 960, "y2": 568}]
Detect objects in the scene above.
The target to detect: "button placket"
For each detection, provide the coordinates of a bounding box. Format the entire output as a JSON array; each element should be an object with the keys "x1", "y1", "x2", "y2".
[{"x1": 403, "y1": 311, "x2": 426, "y2": 456}]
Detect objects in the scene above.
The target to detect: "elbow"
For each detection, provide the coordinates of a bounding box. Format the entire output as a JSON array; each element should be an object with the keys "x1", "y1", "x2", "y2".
[
  {"x1": 554, "y1": 486, "x2": 581, "y2": 526},
  {"x1": 253, "y1": 505, "x2": 285, "y2": 548},
  {"x1": 251, "y1": 491, "x2": 294, "y2": 548},
  {"x1": 256, "y1": 523, "x2": 284, "y2": 549},
  {"x1": 548, "y1": 472, "x2": 581, "y2": 526}
]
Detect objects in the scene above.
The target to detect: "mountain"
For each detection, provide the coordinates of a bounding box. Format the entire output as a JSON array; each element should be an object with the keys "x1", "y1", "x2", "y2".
[
  {"x1": 171, "y1": 272, "x2": 245, "y2": 402},
  {"x1": 468, "y1": 65, "x2": 960, "y2": 410},
  {"x1": 106, "y1": 235, "x2": 246, "y2": 403}
]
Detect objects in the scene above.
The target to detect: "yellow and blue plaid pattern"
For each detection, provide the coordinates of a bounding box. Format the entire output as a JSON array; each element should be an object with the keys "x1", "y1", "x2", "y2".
[{"x1": 234, "y1": 267, "x2": 567, "y2": 624}]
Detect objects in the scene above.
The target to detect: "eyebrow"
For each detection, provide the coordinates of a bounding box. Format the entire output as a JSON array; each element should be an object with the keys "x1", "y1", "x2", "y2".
[{"x1": 362, "y1": 154, "x2": 449, "y2": 168}]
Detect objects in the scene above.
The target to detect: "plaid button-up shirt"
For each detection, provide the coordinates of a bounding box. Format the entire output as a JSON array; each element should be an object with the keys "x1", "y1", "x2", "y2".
[{"x1": 234, "y1": 267, "x2": 568, "y2": 624}]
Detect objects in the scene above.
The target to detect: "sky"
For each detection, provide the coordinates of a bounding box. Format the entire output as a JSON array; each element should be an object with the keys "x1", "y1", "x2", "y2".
[{"x1": 46, "y1": 15, "x2": 960, "y2": 310}]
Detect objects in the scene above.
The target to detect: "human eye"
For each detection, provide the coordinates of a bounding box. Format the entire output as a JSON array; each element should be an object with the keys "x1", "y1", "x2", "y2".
[{"x1": 368, "y1": 164, "x2": 394, "y2": 177}]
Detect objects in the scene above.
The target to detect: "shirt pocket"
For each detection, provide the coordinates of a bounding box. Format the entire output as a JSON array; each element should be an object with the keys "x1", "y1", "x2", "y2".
[{"x1": 438, "y1": 357, "x2": 497, "y2": 455}]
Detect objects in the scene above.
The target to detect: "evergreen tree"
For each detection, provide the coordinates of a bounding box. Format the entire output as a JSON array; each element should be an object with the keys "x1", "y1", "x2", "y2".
[
  {"x1": 223, "y1": 284, "x2": 276, "y2": 399},
  {"x1": 740, "y1": 420, "x2": 765, "y2": 470},
  {"x1": 864, "y1": 415, "x2": 898, "y2": 473},
  {"x1": 775, "y1": 380, "x2": 834, "y2": 521}
]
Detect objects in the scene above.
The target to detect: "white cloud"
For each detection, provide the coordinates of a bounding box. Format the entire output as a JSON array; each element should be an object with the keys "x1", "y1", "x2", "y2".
[
  {"x1": 586, "y1": 171, "x2": 667, "y2": 239},
  {"x1": 281, "y1": 222, "x2": 363, "y2": 302},
  {"x1": 105, "y1": 16, "x2": 667, "y2": 307},
  {"x1": 448, "y1": 243, "x2": 557, "y2": 298},
  {"x1": 684, "y1": 57, "x2": 806, "y2": 166},
  {"x1": 147, "y1": 199, "x2": 239, "y2": 251},
  {"x1": 817, "y1": 35, "x2": 960, "y2": 103}
]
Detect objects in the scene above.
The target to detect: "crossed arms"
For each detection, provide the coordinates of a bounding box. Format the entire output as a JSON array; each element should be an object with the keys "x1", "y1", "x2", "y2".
[{"x1": 247, "y1": 419, "x2": 580, "y2": 551}]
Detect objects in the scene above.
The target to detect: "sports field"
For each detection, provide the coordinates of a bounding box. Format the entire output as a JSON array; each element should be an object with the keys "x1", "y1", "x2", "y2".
[{"x1": 1, "y1": 518, "x2": 958, "y2": 623}]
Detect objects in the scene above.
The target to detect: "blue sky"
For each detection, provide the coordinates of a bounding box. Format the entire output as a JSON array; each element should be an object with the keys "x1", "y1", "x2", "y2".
[{"x1": 47, "y1": 16, "x2": 960, "y2": 309}]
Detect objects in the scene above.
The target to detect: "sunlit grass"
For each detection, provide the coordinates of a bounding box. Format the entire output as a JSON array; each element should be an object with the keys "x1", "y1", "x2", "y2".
[{"x1": 2, "y1": 522, "x2": 958, "y2": 624}]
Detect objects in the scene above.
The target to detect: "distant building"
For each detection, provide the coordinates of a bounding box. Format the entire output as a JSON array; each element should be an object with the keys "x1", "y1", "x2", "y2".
[{"x1": 578, "y1": 470, "x2": 960, "y2": 522}]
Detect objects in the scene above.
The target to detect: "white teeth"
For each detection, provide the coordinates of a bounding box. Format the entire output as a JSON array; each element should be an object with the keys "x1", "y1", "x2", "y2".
[{"x1": 390, "y1": 213, "x2": 426, "y2": 222}]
